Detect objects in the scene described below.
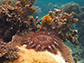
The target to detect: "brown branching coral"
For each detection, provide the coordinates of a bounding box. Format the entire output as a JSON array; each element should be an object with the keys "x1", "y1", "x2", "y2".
[
  {"x1": 0, "y1": 0, "x2": 36, "y2": 42},
  {"x1": 36, "y1": 9, "x2": 79, "y2": 45},
  {"x1": 17, "y1": 0, "x2": 35, "y2": 7},
  {"x1": 0, "y1": 41, "x2": 19, "y2": 62},
  {"x1": 0, "y1": 4, "x2": 29, "y2": 42},
  {"x1": 16, "y1": 0, "x2": 36, "y2": 17}
]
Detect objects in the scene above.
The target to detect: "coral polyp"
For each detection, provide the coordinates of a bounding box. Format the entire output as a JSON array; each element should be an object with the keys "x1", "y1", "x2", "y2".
[{"x1": 21, "y1": 31, "x2": 62, "y2": 54}]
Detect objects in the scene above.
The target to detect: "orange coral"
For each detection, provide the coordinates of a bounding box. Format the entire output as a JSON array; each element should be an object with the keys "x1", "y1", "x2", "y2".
[{"x1": 42, "y1": 15, "x2": 53, "y2": 27}]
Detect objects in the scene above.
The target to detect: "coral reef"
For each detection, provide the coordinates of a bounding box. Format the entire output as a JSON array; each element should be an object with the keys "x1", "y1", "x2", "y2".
[
  {"x1": 0, "y1": 0, "x2": 80, "y2": 63},
  {"x1": 61, "y1": 2, "x2": 84, "y2": 48},
  {"x1": 37, "y1": 9, "x2": 79, "y2": 45},
  {"x1": 6, "y1": 45, "x2": 66, "y2": 63},
  {"x1": 0, "y1": 41, "x2": 19, "y2": 62},
  {"x1": 8, "y1": 41, "x2": 74, "y2": 63},
  {"x1": 64, "y1": 41, "x2": 83, "y2": 63},
  {"x1": 0, "y1": 0, "x2": 36, "y2": 42},
  {"x1": 9, "y1": 8, "x2": 79, "y2": 63}
]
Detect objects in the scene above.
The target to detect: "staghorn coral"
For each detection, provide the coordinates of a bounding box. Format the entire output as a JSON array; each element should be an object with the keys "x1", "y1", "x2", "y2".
[
  {"x1": 0, "y1": 41, "x2": 19, "y2": 62},
  {"x1": 17, "y1": 0, "x2": 35, "y2": 7},
  {"x1": 16, "y1": 0, "x2": 36, "y2": 16}
]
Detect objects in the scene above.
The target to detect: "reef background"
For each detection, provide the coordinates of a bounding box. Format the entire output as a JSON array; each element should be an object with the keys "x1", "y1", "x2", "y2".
[
  {"x1": 35, "y1": 0, "x2": 84, "y2": 63},
  {"x1": 0, "y1": 0, "x2": 84, "y2": 63}
]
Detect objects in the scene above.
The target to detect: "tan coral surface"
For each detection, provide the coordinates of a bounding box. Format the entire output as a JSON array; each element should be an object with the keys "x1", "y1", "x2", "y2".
[{"x1": 8, "y1": 45, "x2": 66, "y2": 63}]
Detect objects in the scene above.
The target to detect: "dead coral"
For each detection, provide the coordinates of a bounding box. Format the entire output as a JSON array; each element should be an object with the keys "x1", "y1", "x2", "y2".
[{"x1": 0, "y1": 41, "x2": 19, "y2": 62}]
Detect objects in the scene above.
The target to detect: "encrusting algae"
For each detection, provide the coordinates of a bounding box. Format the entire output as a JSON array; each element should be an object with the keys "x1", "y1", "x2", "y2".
[{"x1": 0, "y1": 0, "x2": 79, "y2": 63}]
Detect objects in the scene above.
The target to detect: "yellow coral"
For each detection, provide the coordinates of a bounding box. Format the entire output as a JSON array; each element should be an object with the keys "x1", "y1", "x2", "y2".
[
  {"x1": 25, "y1": 4, "x2": 29, "y2": 8},
  {"x1": 42, "y1": 15, "x2": 53, "y2": 25}
]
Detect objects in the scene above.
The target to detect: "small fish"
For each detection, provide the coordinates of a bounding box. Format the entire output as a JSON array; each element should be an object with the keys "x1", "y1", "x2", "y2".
[{"x1": 78, "y1": 59, "x2": 80, "y2": 61}]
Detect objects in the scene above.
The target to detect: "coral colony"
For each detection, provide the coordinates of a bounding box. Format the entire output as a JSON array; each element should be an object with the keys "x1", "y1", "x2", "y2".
[{"x1": 0, "y1": 0, "x2": 79, "y2": 63}]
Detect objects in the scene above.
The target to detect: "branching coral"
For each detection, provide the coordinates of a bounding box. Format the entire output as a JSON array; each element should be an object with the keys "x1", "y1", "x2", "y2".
[
  {"x1": 0, "y1": 41, "x2": 19, "y2": 62},
  {"x1": 36, "y1": 9, "x2": 79, "y2": 45},
  {"x1": 61, "y1": 2, "x2": 84, "y2": 45},
  {"x1": 41, "y1": 15, "x2": 53, "y2": 28},
  {"x1": 0, "y1": 0, "x2": 37, "y2": 42}
]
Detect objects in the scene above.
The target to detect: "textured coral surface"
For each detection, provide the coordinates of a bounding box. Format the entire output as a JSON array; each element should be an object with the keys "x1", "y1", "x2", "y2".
[
  {"x1": 0, "y1": 41, "x2": 19, "y2": 62},
  {"x1": 4, "y1": 45, "x2": 74, "y2": 63}
]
